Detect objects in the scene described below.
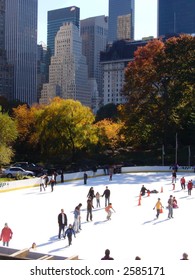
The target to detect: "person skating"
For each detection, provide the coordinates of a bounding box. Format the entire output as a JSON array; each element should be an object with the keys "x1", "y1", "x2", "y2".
[
  {"x1": 105, "y1": 203, "x2": 115, "y2": 220},
  {"x1": 84, "y1": 172, "x2": 88, "y2": 185},
  {"x1": 64, "y1": 224, "x2": 76, "y2": 246},
  {"x1": 153, "y1": 198, "x2": 164, "y2": 218},
  {"x1": 0, "y1": 223, "x2": 13, "y2": 247},
  {"x1": 187, "y1": 180, "x2": 193, "y2": 195},
  {"x1": 180, "y1": 176, "x2": 186, "y2": 190},
  {"x1": 140, "y1": 185, "x2": 148, "y2": 196},
  {"x1": 95, "y1": 192, "x2": 101, "y2": 207},
  {"x1": 102, "y1": 186, "x2": 110, "y2": 207},
  {"x1": 86, "y1": 197, "x2": 94, "y2": 222},
  {"x1": 40, "y1": 175, "x2": 46, "y2": 191},
  {"x1": 58, "y1": 209, "x2": 67, "y2": 239},
  {"x1": 167, "y1": 195, "x2": 174, "y2": 218},
  {"x1": 87, "y1": 187, "x2": 95, "y2": 202}
]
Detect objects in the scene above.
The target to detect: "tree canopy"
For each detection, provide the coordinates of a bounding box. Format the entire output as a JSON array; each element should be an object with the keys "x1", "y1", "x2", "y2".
[{"x1": 121, "y1": 34, "x2": 195, "y2": 148}]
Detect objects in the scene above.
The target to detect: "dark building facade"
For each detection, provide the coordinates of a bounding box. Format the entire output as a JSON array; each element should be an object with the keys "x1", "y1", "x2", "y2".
[
  {"x1": 108, "y1": 0, "x2": 135, "y2": 42},
  {"x1": 158, "y1": 0, "x2": 195, "y2": 37},
  {"x1": 0, "y1": 0, "x2": 13, "y2": 100}
]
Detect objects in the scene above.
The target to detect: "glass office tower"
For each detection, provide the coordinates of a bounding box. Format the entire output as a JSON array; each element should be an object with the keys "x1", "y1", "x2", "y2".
[
  {"x1": 108, "y1": 0, "x2": 135, "y2": 42},
  {"x1": 5, "y1": 0, "x2": 38, "y2": 105},
  {"x1": 47, "y1": 6, "x2": 80, "y2": 56},
  {"x1": 158, "y1": 0, "x2": 195, "y2": 36}
]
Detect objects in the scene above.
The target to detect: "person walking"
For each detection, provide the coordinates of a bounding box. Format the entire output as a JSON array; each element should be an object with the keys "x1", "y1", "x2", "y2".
[
  {"x1": 0, "y1": 223, "x2": 13, "y2": 247},
  {"x1": 86, "y1": 197, "x2": 94, "y2": 222},
  {"x1": 102, "y1": 186, "x2": 110, "y2": 207},
  {"x1": 153, "y1": 198, "x2": 164, "y2": 218},
  {"x1": 105, "y1": 203, "x2": 115, "y2": 220},
  {"x1": 58, "y1": 209, "x2": 67, "y2": 239},
  {"x1": 180, "y1": 176, "x2": 186, "y2": 190},
  {"x1": 84, "y1": 172, "x2": 88, "y2": 185},
  {"x1": 95, "y1": 192, "x2": 101, "y2": 208},
  {"x1": 101, "y1": 249, "x2": 114, "y2": 260},
  {"x1": 64, "y1": 224, "x2": 76, "y2": 246},
  {"x1": 167, "y1": 195, "x2": 174, "y2": 218},
  {"x1": 187, "y1": 180, "x2": 193, "y2": 195}
]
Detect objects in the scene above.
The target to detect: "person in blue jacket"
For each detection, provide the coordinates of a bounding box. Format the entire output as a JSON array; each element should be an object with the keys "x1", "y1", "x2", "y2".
[{"x1": 64, "y1": 224, "x2": 76, "y2": 246}]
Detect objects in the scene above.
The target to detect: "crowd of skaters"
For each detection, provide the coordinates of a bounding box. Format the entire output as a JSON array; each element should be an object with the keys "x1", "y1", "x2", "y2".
[{"x1": 0, "y1": 165, "x2": 194, "y2": 261}]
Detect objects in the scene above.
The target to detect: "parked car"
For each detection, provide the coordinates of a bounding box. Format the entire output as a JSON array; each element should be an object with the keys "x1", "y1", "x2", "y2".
[
  {"x1": 11, "y1": 162, "x2": 44, "y2": 176},
  {"x1": 2, "y1": 167, "x2": 35, "y2": 178}
]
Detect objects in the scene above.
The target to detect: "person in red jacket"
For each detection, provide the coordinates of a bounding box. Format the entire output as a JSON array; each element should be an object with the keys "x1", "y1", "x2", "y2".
[
  {"x1": 180, "y1": 176, "x2": 186, "y2": 190},
  {"x1": 0, "y1": 223, "x2": 13, "y2": 246},
  {"x1": 187, "y1": 180, "x2": 193, "y2": 195}
]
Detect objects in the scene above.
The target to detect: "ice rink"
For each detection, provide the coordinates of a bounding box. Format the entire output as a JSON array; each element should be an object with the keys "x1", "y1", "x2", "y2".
[{"x1": 0, "y1": 171, "x2": 195, "y2": 261}]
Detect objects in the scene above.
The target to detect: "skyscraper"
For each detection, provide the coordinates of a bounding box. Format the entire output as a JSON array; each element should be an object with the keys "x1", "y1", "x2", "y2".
[
  {"x1": 47, "y1": 6, "x2": 80, "y2": 56},
  {"x1": 0, "y1": 0, "x2": 13, "y2": 100},
  {"x1": 158, "y1": 0, "x2": 195, "y2": 37},
  {"x1": 108, "y1": 0, "x2": 135, "y2": 42},
  {"x1": 40, "y1": 22, "x2": 91, "y2": 107},
  {"x1": 5, "y1": 0, "x2": 38, "y2": 105},
  {"x1": 80, "y1": 16, "x2": 108, "y2": 111}
]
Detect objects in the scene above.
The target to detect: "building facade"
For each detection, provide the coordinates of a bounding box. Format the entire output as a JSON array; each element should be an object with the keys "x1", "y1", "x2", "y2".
[
  {"x1": 5, "y1": 0, "x2": 37, "y2": 105},
  {"x1": 100, "y1": 40, "x2": 148, "y2": 106},
  {"x1": 0, "y1": 0, "x2": 13, "y2": 101},
  {"x1": 108, "y1": 0, "x2": 135, "y2": 43},
  {"x1": 158, "y1": 0, "x2": 195, "y2": 37},
  {"x1": 40, "y1": 22, "x2": 91, "y2": 108},
  {"x1": 80, "y1": 15, "x2": 108, "y2": 111},
  {"x1": 47, "y1": 6, "x2": 80, "y2": 56}
]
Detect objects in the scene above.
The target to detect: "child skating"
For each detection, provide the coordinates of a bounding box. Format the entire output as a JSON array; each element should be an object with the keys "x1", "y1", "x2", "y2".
[
  {"x1": 64, "y1": 224, "x2": 76, "y2": 246},
  {"x1": 105, "y1": 203, "x2": 115, "y2": 220},
  {"x1": 153, "y1": 198, "x2": 164, "y2": 218}
]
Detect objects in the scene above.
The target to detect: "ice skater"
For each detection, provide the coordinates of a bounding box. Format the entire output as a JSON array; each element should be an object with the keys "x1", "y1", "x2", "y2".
[
  {"x1": 153, "y1": 198, "x2": 164, "y2": 218},
  {"x1": 0, "y1": 223, "x2": 13, "y2": 247},
  {"x1": 64, "y1": 224, "x2": 76, "y2": 246},
  {"x1": 167, "y1": 195, "x2": 174, "y2": 218},
  {"x1": 102, "y1": 186, "x2": 110, "y2": 207},
  {"x1": 58, "y1": 209, "x2": 67, "y2": 239},
  {"x1": 105, "y1": 203, "x2": 115, "y2": 220}
]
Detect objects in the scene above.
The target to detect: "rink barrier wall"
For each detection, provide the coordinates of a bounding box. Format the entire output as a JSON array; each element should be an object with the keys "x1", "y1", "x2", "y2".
[{"x1": 0, "y1": 165, "x2": 194, "y2": 193}]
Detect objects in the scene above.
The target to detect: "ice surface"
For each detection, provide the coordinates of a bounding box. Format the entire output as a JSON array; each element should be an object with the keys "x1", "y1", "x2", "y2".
[{"x1": 0, "y1": 172, "x2": 194, "y2": 261}]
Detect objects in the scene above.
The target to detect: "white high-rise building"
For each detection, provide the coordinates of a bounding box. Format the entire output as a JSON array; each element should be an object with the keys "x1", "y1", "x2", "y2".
[{"x1": 40, "y1": 22, "x2": 91, "y2": 107}]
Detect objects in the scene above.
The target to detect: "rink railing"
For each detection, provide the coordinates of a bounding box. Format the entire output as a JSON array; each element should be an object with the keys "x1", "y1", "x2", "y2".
[{"x1": 0, "y1": 165, "x2": 194, "y2": 192}]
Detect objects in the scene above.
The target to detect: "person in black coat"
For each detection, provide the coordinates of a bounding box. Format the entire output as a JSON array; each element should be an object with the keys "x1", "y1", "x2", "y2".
[
  {"x1": 102, "y1": 186, "x2": 110, "y2": 207},
  {"x1": 140, "y1": 185, "x2": 148, "y2": 196},
  {"x1": 87, "y1": 187, "x2": 95, "y2": 201},
  {"x1": 84, "y1": 172, "x2": 88, "y2": 184},
  {"x1": 58, "y1": 209, "x2": 67, "y2": 239}
]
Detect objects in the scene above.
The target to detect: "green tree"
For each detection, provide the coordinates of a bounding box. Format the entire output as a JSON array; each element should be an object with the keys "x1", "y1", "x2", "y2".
[
  {"x1": 0, "y1": 111, "x2": 18, "y2": 166},
  {"x1": 122, "y1": 35, "x2": 195, "y2": 148},
  {"x1": 36, "y1": 98, "x2": 98, "y2": 163},
  {"x1": 95, "y1": 103, "x2": 119, "y2": 122}
]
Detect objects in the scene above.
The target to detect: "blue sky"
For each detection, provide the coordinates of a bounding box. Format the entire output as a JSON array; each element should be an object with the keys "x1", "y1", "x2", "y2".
[{"x1": 38, "y1": 0, "x2": 157, "y2": 44}]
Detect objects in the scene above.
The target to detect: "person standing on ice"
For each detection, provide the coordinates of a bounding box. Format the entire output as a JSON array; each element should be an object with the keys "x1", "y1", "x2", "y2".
[
  {"x1": 83, "y1": 172, "x2": 88, "y2": 185},
  {"x1": 172, "y1": 170, "x2": 177, "y2": 183},
  {"x1": 187, "y1": 180, "x2": 193, "y2": 195},
  {"x1": 180, "y1": 176, "x2": 186, "y2": 190},
  {"x1": 73, "y1": 206, "x2": 80, "y2": 233},
  {"x1": 64, "y1": 224, "x2": 76, "y2": 246},
  {"x1": 167, "y1": 195, "x2": 174, "y2": 218},
  {"x1": 0, "y1": 223, "x2": 13, "y2": 247},
  {"x1": 102, "y1": 186, "x2": 110, "y2": 207},
  {"x1": 86, "y1": 197, "x2": 94, "y2": 221},
  {"x1": 105, "y1": 203, "x2": 115, "y2": 220},
  {"x1": 58, "y1": 209, "x2": 67, "y2": 239},
  {"x1": 153, "y1": 198, "x2": 164, "y2": 218}
]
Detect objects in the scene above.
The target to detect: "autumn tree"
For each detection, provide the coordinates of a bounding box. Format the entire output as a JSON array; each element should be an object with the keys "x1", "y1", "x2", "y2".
[
  {"x1": 95, "y1": 119, "x2": 125, "y2": 156},
  {"x1": 121, "y1": 34, "x2": 195, "y2": 148},
  {"x1": 35, "y1": 98, "x2": 98, "y2": 163},
  {"x1": 0, "y1": 109, "x2": 18, "y2": 166}
]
